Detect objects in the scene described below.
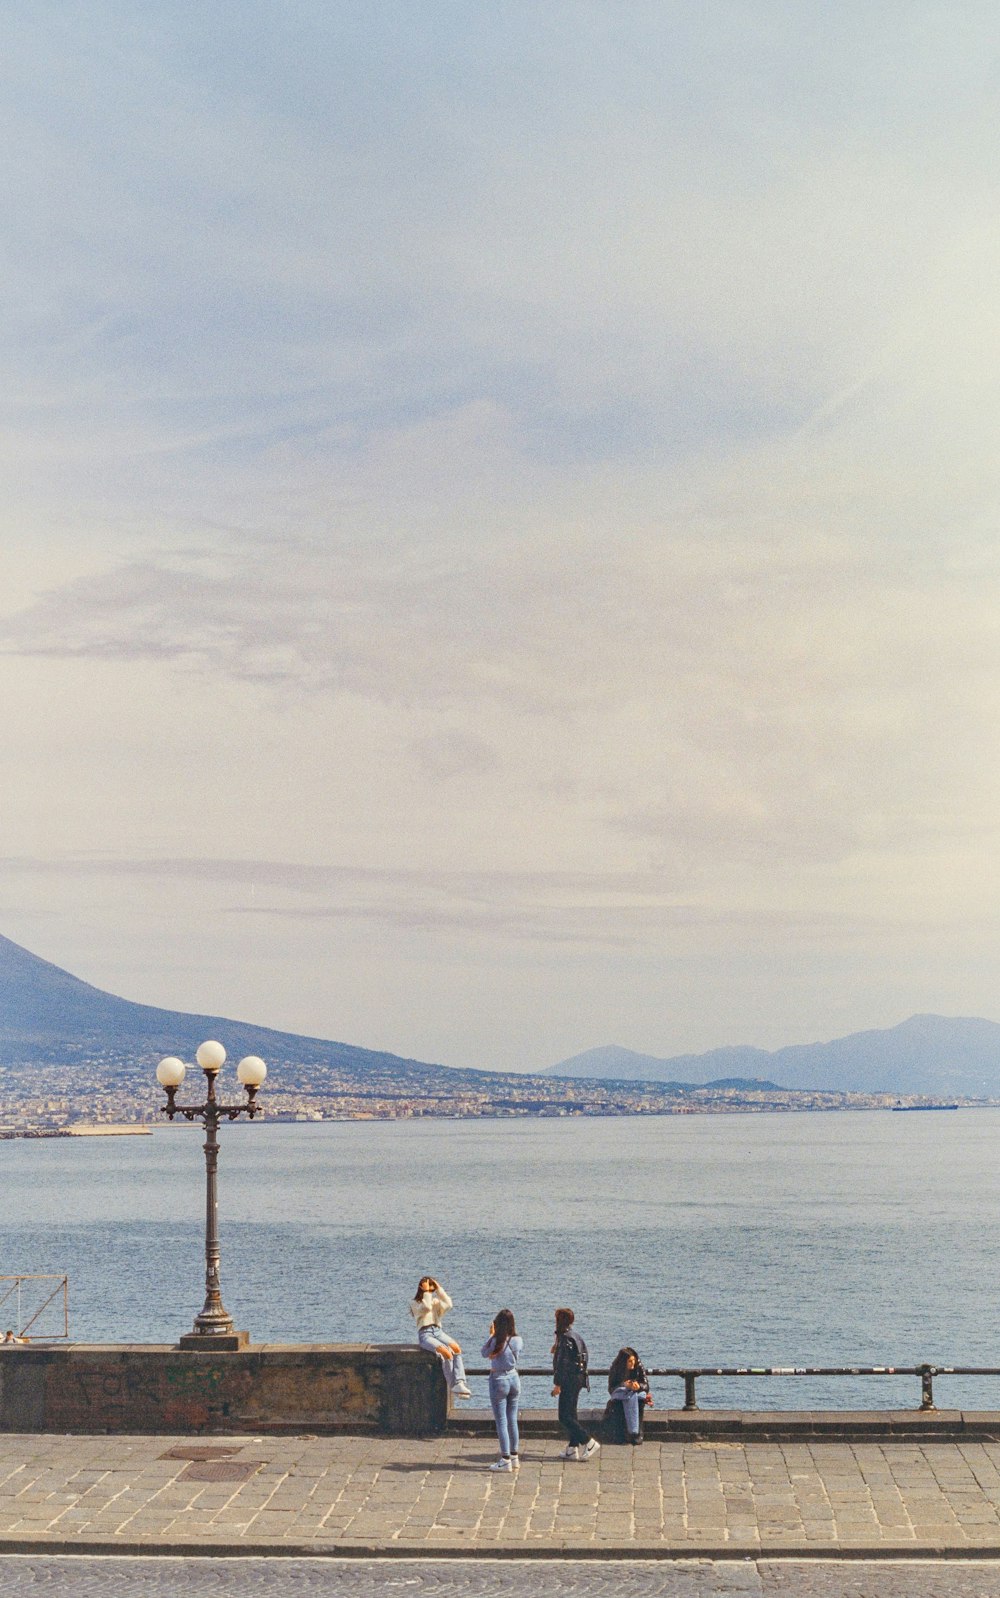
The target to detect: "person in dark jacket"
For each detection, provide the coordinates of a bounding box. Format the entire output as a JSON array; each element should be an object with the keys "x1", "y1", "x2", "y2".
[
  {"x1": 551, "y1": 1307, "x2": 600, "y2": 1461},
  {"x1": 607, "y1": 1346, "x2": 652, "y2": 1443}
]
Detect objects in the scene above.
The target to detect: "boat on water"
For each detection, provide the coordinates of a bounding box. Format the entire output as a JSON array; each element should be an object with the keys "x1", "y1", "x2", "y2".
[{"x1": 892, "y1": 1102, "x2": 959, "y2": 1112}]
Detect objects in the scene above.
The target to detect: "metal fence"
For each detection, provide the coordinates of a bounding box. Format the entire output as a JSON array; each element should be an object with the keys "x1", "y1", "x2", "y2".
[
  {"x1": 466, "y1": 1362, "x2": 1000, "y2": 1411},
  {"x1": 0, "y1": 1276, "x2": 68, "y2": 1341}
]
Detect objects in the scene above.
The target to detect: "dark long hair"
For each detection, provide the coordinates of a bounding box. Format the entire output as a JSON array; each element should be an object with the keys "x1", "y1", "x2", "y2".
[
  {"x1": 491, "y1": 1308, "x2": 516, "y2": 1356},
  {"x1": 608, "y1": 1346, "x2": 639, "y2": 1391},
  {"x1": 552, "y1": 1306, "x2": 575, "y2": 1355}
]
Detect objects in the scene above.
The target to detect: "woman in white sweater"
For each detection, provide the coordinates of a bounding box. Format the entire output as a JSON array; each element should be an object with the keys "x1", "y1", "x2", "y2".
[{"x1": 410, "y1": 1276, "x2": 472, "y2": 1400}]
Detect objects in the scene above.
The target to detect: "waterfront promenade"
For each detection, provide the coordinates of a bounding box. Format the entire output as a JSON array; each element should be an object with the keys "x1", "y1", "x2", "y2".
[{"x1": 7, "y1": 1429, "x2": 1000, "y2": 1559}]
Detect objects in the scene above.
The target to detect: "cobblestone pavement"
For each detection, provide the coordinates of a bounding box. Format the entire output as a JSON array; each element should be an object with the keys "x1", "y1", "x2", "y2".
[
  {"x1": 6, "y1": 1434, "x2": 1000, "y2": 1556},
  {"x1": 4, "y1": 1560, "x2": 1000, "y2": 1597}
]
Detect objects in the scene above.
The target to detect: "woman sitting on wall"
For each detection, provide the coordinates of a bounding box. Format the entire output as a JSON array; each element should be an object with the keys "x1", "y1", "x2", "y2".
[
  {"x1": 606, "y1": 1346, "x2": 652, "y2": 1444},
  {"x1": 409, "y1": 1276, "x2": 472, "y2": 1401}
]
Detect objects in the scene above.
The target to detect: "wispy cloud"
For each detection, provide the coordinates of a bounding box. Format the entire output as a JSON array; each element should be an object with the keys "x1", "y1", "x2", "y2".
[
  {"x1": 0, "y1": 851, "x2": 916, "y2": 965},
  {"x1": 4, "y1": 521, "x2": 999, "y2": 880}
]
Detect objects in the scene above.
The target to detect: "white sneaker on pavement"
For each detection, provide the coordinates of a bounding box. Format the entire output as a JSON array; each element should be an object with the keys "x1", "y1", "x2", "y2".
[
  {"x1": 490, "y1": 1457, "x2": 513, "y2": 1472},
  {"x1": 511, "y1": 1454, "x2": 520, "y2": 1468},
  {"x1": 562, "y1": 1444, "x2": 580, "y2": 1460},
  {"x1": 581, "y1": 1438, "x2": 601, "y2": 1460}
]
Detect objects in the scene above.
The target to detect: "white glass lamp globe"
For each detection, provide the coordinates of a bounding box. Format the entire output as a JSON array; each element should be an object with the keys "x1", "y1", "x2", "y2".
[
  {"x1": 156, "y1": 1056, "x2": 187, "y2": 1088},
  {"x1": 236, "y1": 1056, "x2": 267, "y2": 1088},
  {"x1": 196, "y1": 1040, "x2": 227, "y2": 1073}
]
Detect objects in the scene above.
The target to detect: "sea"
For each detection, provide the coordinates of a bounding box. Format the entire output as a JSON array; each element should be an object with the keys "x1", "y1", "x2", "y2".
[{"x1": 5, "y1": 1108, "x2": 1000, "y2": 1411}]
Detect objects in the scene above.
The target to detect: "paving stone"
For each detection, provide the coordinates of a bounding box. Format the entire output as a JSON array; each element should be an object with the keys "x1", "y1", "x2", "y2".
[{"x1": 7, "y1": 1434, "x2": 1000, "y2": 1556}]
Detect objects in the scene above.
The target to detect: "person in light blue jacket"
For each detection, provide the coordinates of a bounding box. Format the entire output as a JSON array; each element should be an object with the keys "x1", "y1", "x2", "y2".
[{"x1": 481, "y1": 1309, "x2": 522, "y2": 1471}]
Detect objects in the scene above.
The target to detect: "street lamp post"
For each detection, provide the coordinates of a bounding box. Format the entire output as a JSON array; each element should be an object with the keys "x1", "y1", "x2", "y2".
[{"x1": 156, "y1": 1041, "x2": 267, "y2": 1351}]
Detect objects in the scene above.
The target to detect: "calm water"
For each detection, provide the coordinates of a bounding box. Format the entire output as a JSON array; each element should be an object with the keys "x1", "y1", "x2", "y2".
[{"x1": 5, "y1": 1110, "x2": 1000, "y2": 1410}]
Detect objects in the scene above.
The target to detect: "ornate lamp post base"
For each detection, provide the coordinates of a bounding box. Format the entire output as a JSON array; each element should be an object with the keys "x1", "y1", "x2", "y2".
[{"x1": 178, "y1": 1329, "x2": 250, "y2": 1351}]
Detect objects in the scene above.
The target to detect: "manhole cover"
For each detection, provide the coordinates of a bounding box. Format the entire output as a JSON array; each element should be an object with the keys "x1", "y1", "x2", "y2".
[
  {"x1": 180, "y1": 1460, "x2": 262, "y2": 1482},
  {"x1": 160, "y1": 1446, "x2": 243, "y2": 1461}
]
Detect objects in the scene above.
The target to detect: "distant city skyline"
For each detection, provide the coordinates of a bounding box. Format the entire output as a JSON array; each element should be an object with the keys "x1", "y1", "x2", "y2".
[{"x1": 3, "y1": 4, "x2": 1000, "y2": 1073}]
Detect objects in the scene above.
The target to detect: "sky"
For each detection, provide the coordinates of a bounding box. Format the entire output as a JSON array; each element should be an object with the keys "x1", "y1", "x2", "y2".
[{"x1": 3, "y1": 1, "x2": 1000, "y2": 1073}]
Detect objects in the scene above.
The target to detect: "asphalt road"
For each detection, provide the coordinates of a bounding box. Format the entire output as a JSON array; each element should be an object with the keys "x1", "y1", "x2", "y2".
[{"x1": 4, "y1": 1559, "x2": 1000, "y2": 1597}]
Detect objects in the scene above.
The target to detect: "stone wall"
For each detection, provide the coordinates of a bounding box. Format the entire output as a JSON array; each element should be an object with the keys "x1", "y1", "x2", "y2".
[{"x1": 0, "y1": 1344, "x2": 447, "y2": 1437}]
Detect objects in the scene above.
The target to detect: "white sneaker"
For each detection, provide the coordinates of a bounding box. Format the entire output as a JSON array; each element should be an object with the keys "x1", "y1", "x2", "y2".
[
  {"x1": 453, "y1": 1384, "x2": 473, "y2": 1400},
  {"x1": 490, "y1": 1457, "x2": 513, "y2": 1472},
  {"x1": 581, "y1": 1438, "x2": 601, "y2": 1460},
  {"x1": 510, "y1": 1454, "x2": 520, "y2": 1469},
  {"x1": 562, "y1": 1444, "x2": 580, "y2": 1461}
]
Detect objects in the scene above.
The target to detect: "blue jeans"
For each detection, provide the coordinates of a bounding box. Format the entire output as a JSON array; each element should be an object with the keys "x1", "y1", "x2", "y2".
[
  {"x1": 609, "y1": 1385, "x2": 642, "y2": 1435},
  {"x1": 490, "y1": 1371, "x2": 520, "y2": 1456},
  {"x1": 418, "y1": 1325, "x2": 467, "y2": 1391}
]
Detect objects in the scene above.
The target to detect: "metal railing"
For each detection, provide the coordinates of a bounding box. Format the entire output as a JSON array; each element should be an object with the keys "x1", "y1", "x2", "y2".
[
  {"x1": 466, "y1": 1363, "x2": 1000, "y2": 1412},
  {"x1": 0, "y1": 1276, "x2": 68, "y2": 1341}
]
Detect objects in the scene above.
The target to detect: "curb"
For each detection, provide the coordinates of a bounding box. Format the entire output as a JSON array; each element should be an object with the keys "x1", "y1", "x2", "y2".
[
  {"x1": 447, "y1": 1408, "x2": 1000, "y2": 1444},
  {"x1": 5, "y1": 1537, "x2": 1000, "y2": 1562}
]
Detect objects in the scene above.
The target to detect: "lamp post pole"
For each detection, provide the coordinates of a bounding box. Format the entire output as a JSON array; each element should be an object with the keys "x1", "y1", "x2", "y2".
[{"x1": 156, "y1": 1041, "x2": 267, "y2": 1351}]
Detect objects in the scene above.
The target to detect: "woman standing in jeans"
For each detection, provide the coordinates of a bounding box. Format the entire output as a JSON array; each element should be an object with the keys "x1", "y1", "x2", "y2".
[{"x1": 481, "y1": 1308, "x2": 522, "y2": 1471}]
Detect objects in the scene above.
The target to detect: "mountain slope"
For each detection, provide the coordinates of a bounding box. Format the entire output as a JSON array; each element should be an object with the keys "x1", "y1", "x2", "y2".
[
  {"x1": 547, "y1": 1016, "x2": 1000, "y2": 1096},
  {"x1": 0, "y1": 932, "x2": 442, "y2": 1080},
  {"x1": 551, "y1": 1044, "x2": 772, "y2": 1082}
]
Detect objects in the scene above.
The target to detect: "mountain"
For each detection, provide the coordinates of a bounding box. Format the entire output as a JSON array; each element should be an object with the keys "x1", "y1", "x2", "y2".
[
  {"x1": 0, "y1": 931, "x2": 447, "y2": 1083},
  {"x1": 546, "y1": 1016, "x2": 1000, "y2": 1096},
  {"x1": 8, "y1": 929, "x2": 998, "y2": 1100},
  {"x1": 548, "y1": 1044, "x2": 773, "y2": 1083}
]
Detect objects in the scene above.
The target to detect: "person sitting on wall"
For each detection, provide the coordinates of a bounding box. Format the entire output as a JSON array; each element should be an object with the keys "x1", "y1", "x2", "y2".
[
  {"x1": 605, "y1": 1345, "x2": 653, "y2": 1444},
  {"x1": 409, "y1": 1276, "x2": 473, "y2": 1401}
]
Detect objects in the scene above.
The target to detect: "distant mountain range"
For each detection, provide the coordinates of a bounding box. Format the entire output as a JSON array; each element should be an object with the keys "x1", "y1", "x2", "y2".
[
  {"x1": 3, "y1": 929, "x2": 997, "y2": 1100},
  {"x1": 546, "y1": 1016, "x2": 1000, "y2": 1096},
  {"x1": 0, "y1": 933, "x2": 802, "y2": 1116}
]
